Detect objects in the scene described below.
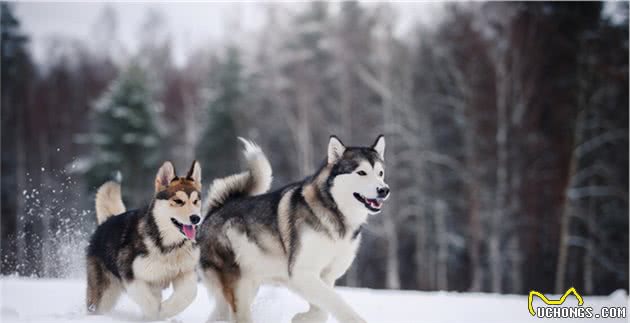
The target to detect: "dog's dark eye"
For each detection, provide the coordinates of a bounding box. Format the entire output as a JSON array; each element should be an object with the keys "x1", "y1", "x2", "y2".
[
  {"x1": 172, "y1": 199, "x2": 184, "y2": 206},
  {"x1": 193, "y1": 199, "x2": 200, "y2": 205},
  {"x1": 357, "y1": 171, "x2": 367, "y2": 176},
  {"x1": 379, "y1": 171, "x2": 384, "y2": 177}
]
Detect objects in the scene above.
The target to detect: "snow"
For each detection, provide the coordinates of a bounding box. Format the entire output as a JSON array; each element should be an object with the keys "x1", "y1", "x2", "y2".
[{"x1": 1, "y1": 278, "x2": 627, "y2": 323}]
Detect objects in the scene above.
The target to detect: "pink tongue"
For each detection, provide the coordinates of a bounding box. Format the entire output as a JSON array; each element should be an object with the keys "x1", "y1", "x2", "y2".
[{"x1": 182, "y1": 225, "x2": 196, "y2": 240}]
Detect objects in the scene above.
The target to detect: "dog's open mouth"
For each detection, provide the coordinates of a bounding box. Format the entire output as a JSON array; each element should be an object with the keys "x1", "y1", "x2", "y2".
[
  {"x1": 353, "y1": 193, "x2": 384, "y2": 212},
  {"x1": 170, "y1": 218, "x2": 197, "y2": 240}
]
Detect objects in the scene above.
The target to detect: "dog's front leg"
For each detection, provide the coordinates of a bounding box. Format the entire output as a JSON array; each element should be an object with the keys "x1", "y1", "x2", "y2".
[
  {"x1": 291, "y1": 274, "x2": 334, "y2": 323},
  {"x1": 289, "y1": 274, "x2": 365, "y2": 323},
  {"x1": 159, "y1": 270, "x2": 197, "y2": 319},
  {"x1": 126, "y1": 280, "x2": 161, "y2": 320}
]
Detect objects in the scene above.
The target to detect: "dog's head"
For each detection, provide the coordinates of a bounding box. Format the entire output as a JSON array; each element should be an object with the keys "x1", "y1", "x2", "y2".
[
  {"x1": 152, "y1": 160, "x2": 203, "y2": 242},
  {"x1": 327, "y1": 135, "x2": 390, "y2": 215}
]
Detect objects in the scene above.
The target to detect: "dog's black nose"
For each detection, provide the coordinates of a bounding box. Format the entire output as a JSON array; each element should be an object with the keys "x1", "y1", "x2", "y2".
[
  {"x1": 190, "y1": 215, "x2": 201, "y2": 225},
  {"x1": 377, "y1": 187, "x2": 390, "y2": 198}
]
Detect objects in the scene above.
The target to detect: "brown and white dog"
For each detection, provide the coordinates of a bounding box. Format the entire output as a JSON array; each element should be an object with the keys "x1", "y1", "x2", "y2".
[{"x1": 86, "y1": 160, "x2": 203, "y2": 319}]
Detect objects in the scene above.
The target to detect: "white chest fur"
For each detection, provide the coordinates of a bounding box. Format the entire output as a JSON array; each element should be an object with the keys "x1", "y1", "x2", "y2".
[
  {"x1": 132, "y1": 239, "x2": 200, "y2": 286},
  {"x1": 293, "y1": 226, "x2": 361, "y2": 281}
]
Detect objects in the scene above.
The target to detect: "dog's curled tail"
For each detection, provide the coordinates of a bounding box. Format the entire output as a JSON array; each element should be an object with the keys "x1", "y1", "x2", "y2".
[
  {"x1": 95, "y1": 175, "x2": 126, "y2": 225},
  {"x1": 206, "y1": 137, "x2": 273, "y2": 211}
]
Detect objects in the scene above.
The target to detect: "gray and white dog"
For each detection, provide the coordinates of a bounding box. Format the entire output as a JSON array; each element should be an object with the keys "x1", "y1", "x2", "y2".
[{"x1": 198, "y1": 135, "x2": 390, "y2": 323}]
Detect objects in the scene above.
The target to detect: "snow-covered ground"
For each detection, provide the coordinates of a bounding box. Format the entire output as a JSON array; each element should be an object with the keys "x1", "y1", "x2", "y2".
[{"x1": 0, "y1": 277, "x2": 627, "y2": 323}]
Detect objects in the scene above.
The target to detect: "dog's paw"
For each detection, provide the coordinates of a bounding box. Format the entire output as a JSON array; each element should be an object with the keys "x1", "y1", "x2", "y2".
[
  {"x1": 335, "y1": 314, "x2": 367, "y2": 323},
  {"x1": 291, "y1": 310, "x2": 327, "y2": 323},
  {"x1": 206, "y1": 312, "x2": 231, "y2": 323},
  {"x1": 142, "y1": 314, "x2": 160, "y2": 322},
  {"x1": 142, "y1": 309, "x2": 161, "y2": 322}
]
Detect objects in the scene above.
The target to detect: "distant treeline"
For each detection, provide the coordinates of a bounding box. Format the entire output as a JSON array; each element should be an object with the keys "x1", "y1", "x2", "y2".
[{"x1": 1, "y1": 2, "x2": 627, "y2": 294}]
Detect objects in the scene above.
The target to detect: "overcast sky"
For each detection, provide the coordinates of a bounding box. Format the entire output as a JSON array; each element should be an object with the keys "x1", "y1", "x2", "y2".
[
  {"x1": 15, "y1": 2, "x2": 267, "y2": 65},
  {"x1": 14, "y1": 2, "x2": 445, "y2": 66}
]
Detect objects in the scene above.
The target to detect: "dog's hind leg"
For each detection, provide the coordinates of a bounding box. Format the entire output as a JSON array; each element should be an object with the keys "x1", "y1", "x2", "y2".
[
  {"x1": 86, "y1": 258, "x2": 104, "y2": 314},
  {"x1": 201, "y1": 269, "x2": 232, "y2": 322},
  {"x1": 98, "y1": 277, "x2": 123, "y2": 313},
  {"x1": 86, "y1": 257, "x2": 122, "y2": 314},
  {"x1": 125, "y1": 280, "x2": 161, "y2": 320},
  {"x1": 223, "y1": 277, "x2": 258, "y2": 323},
  {"x1": 159, "y1": 270, "x2": 197, "y2": 319}
]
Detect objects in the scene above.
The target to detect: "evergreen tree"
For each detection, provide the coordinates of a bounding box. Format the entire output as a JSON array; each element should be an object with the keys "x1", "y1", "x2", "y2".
[
  {"x1": 1, "y1": 3, "x2": 33, "y2": 274},
  {"x1": 83, "y1": 64, "x2": 162, "y2": 203},
  {"x1": 197, "y1": 47, "x2": 242, "y2": 179}
]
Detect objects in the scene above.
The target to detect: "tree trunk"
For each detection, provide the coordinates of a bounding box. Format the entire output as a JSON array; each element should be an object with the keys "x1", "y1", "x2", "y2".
[
  {"x1": 462, "y1": 110, "x2": 483, "y2": 292},
  {"x1": 467, "y1": 185, "x2": 483, "y2": 292},
  {"x1": 555, "y1": 161, "x2": 575, "y2": 293},
  {"x1": 15, "y1": 93, "x2": 27, "y2": 275},
  {"x1": 490, "y1": 54, "x2": 509, "y2": 294},
  {"x1": 295, "y1": 84, "x2": 313, "y2": 177},
  {"x1": 435, "y1": 200, "x2": 448, "y2": 290},
  {"x1": 555, "y1": 108, "x2": 586, "y2": 293},
  {"x1": 507, "y1": 235, "x2": 523, "y2": 293},
  {"x1": 415, "y1": 207, "x2": 428, "y2": 289},
  {"x1": 380, "y1": 22, "x2": 400, "y2": 290},
  {"x1": 583, "y1": 178, "x2": 596, "y2": 294}
]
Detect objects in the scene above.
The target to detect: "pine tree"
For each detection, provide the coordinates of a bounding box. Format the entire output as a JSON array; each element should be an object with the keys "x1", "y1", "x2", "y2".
[
  {"x1": 197, "y1": 47, "x2": 242, "y2": 179},
  {"x1": 84, "y1": 64, "x2": 162, "y2": 203},
  {"x1": 1, "y1": 2, "x2": 33, "y2": 274}
]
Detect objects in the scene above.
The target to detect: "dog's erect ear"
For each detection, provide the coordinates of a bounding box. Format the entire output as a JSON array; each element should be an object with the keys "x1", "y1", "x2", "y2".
[
  {"x1": 186, "y1": 160, "x2": 201, "y2": 183},
  {"x1": 371, "y1": 135, "x2": 385, "y2": 160},
  {"x1": 328, "y1": 135, "x2": 346, "y2": 164},
  {"x1": 155, "y1": 161, "x2": 176, "y2": 192}
]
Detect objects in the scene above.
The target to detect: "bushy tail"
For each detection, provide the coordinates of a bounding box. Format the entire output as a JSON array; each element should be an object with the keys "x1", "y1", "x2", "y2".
[
  {"x1": 95, "y1": 178, "x2": 126, "y2": 225},
  {"x1": 206, "y1": 138, "x2": 273, "y2": 211}
]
